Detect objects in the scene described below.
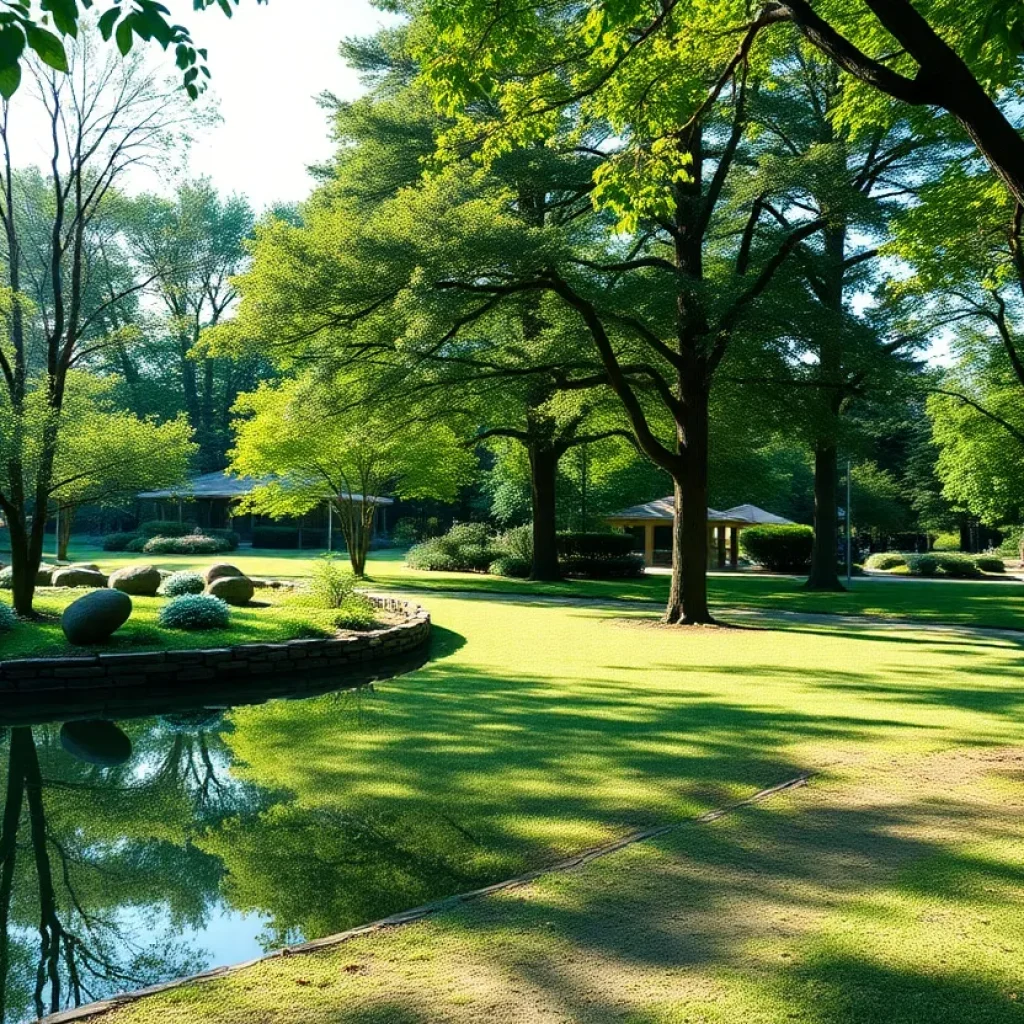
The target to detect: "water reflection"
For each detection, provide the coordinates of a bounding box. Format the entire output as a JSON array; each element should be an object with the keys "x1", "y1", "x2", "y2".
[{"x1": 0, "y1": 650, "x2": 483, "y2": 1023}]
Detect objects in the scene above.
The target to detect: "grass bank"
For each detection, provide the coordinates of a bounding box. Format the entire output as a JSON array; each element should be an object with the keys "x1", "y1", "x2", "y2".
[{"x1": 56, "y1": 593, "x2": 1024, "y2": 1024}]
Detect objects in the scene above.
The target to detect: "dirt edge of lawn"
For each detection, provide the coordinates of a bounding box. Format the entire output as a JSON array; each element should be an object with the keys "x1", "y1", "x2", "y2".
[{"x1": 41, "y1": 772, "x2": 814, "y2": 1024}]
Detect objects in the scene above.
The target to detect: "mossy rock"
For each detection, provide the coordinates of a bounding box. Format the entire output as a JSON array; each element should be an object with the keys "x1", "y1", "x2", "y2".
[
  {"x1": 108, "y1": 564, "x2": 162, "y2": 597},
  {"x1": 205, "y1": 574, "x2": 254, "y2": 606},
  {"x1": 61, "y1": 589, "x2": 132, "y2": 645}
]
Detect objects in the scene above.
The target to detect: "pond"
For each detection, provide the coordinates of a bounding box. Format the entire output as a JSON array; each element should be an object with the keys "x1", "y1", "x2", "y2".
[{"x1": 0, "y1": 651, "x2": 499, "y2": 1024}]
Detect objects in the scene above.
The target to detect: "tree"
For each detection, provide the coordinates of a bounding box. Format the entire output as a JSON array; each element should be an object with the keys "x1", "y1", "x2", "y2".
[
  {"x1": 47, "y1": 372, "x2": 195, "y2": 559},
  {"x1": 0, "y1": 36, "x2": 199, "y2": 614},
  {"x1": 122, "y1": 181, "x2": 257, "y2": 471},
  {"x1": 230, "y1": 373, "x2": 476, "y2": 576}
]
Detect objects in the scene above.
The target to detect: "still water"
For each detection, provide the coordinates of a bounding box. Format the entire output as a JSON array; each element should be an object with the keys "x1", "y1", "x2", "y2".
[{"x1": 0, "y1": 656, "x2": 494, "y2": 1023}]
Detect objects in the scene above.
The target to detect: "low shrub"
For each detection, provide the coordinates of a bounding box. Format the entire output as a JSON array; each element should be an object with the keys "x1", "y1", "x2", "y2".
[
  {"x1": 103, "y1": 531, "x2": 139, "y2": 552},
  {"x1": 489, "y1": 554, "x2": 532, "y2": 578},
  {"x1": 125, "y1": 536, "x2": 149, "y2": 553},
  {"x1": 933, "y1": 553, "x2": 981, "y2": 578},
  {"x1": 996, "y1": 526, "x2": 1023, "y2": 560},
  {"x1": 0, "y1": 603, "x2": 16, "y2": 631},
  {"x1": 557, "y1": 532, "x2": 635, "y2": 558},
  {"x1": 739, "y1": 524, "x2": 814, "y2": 572},
  {"x1": 932, "y1": 532, "x2": 962, "y2": 552},
  {"x1": 252, "y1": 525, "x2": 299, "y2": 549},
  {"x1": 143, "y1": 534, "x2": 232, "y2": 555},
  {"x1": 332, "y1": 594, "x2": 379, "y2": 631},
  {"x1": 392, "y1": 516, "x2": 441, "y2": 545},
  {"x1": 207, "y1": 529, "x2": 241, "y2": 551},
  {"x1": 158, "y1": 594, "x2": 230, "y2": 631},
  {"x1": 139, "y1": 520, "x2": 193, "y2": 538},
  {"x1": 864, "y1": 553, "x2": 907, "y2": 571},
  {"x1": 561, "y1": 553, "x2": 645, "y2": 578},
  {"x1": 497, "y1": 524, "x2": 534, "y2": 563},
  {"x1": 976, "y1": 555, "x2": 1006, "y2": 573},
  {"x1": 905, "y1": 554, "x2": 939, "y2": 577},
  {"x1": 407, "y1": 522, "x2": 500, "y2": 573},
  {"x1": 307, "y1": 554, "x2": 357, "y2": 609},
  {"x1": 162, "y1": 570, "x2": 206, "y2": 597}
]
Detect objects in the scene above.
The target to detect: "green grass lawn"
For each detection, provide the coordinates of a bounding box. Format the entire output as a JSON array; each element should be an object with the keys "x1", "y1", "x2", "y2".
[
  {"x1": 51, "y1": 539, "x2": 1024, "y2": 632},
  {"x1": 71, "y1": 593, "x2": 1024, "y2": 1024}
]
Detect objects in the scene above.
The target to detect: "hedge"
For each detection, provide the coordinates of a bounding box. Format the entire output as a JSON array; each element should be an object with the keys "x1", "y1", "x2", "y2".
[
  {"x1": 864, "y1": 553, "x2": 907, "y2": 571},
  {"x1": 739, "y1": 524, "x2": 814, "y2": 572},
  {"x1": 556, "y1": 532, "x2": 635, "y2": 558},
  {"x1": 143, "y1": 534, "x2": 233, "y2": 555},
  {"x1": 560, "y1": 553, "x2": 645, "y2": 579}
]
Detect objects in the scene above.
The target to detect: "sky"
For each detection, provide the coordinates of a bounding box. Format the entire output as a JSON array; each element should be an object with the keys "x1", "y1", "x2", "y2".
[{"x1": 6, "y1": 0, "x2": 402, "y2": 212}]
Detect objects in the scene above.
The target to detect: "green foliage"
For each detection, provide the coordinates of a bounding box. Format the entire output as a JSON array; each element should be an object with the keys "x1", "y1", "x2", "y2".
[
  {"x1": 103, "y1": 532, "x2": 139, "y2": 552},
  {"x1": 932, "y1": 532, "x2": 962, "y2": 552},
  {"x1": 905, "y1": 554, "x2": 939, "y2": 577},
  {"x1": 143, "y1": 535, "x2": 231, "y2": 555},
  {"x1": 864, "y1": 553, "x2": 908, "y2": 571},
  {"x1": 0, "y1": 601, "x2": 16, "y2": 631},
  {"x1": 556, "y1": 532, "x2": 635, "y2": 559},
  {"x1": 331, "y1": 594, "x2": 379, "y2": 632},
  {"x1": 392, "y1": 517, "x2": 441, "y2": 546},
  {"x1": 158, "y1": 594, "x2": 230, "y2": 631},
  {"x1": 161, "y1": 571, "x2": 206, "y2": 597},
  {"x1": 740, "y1": 525, "x2": 815, "y2": 572},
  {"x1": 208, "y1": 529, "x2": 241, "y2": 551},
  {"x1": 307, "y1": 555, "x2": 357, "y2": 610},
  {"x1": 125, "y1": 536, "x2": 149, "y2": 553},
  {"x1": 488, "y1": 555, "x2": 531, "y2": 579},
  {"x1": 407, "y1": 522, "x2": 499, "y2": 572},
  {"x1": 497, "y1": 525, "x2": 533, "y2": 563},
  {"x1": 975, "y1": 555, "x2": 1006, "y2": 573},
  {"x1": 560, "y1": 554, "x2": 645, "y2": 579}
]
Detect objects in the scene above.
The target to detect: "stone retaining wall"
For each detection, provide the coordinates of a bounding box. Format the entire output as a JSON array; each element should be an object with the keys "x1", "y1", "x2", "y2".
[{"x1": 0, "y1": 597, "x2": 430, "y2": 721}]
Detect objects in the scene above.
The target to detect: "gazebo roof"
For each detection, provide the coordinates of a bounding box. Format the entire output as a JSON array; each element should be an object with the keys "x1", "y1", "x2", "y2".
[
  {"x1": 606, "y1": 496, "x2": 792, "y2": 525},
  {"x1": 139, "y1": 471, "x2": 393, "y2": 505}
]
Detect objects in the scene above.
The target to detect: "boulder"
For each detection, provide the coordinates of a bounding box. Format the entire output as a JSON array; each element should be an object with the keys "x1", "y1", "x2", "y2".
[
  {"x1": 52, "y1": 568, "x2": 108, "y2": 589},
  {"x1": 36, "y1": 564, "x2": 57, "y2": 586},
  {"x1": 108, "y1": 564, "x2": 162, "y2": 597},
  {"x1": 205, "y1": 574, "x2": 254, "y2": 606},
  {"x1": 66, "y1": 562, "x2": 101, "y2": 572},
  {"x1": 60, "y1": 721, "x2": 133, "y2": 767},
  {"x1": 204, "y1": 563, "x2": 243, "y2": 585},
  {"x1": 61, "y1": 588, "x2": 132, "y2": 645}
]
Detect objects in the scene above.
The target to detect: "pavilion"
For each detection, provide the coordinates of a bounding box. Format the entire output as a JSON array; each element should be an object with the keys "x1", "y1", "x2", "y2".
[{"x1": 605, "y1": 498, "x2": 794, "y2": 569}]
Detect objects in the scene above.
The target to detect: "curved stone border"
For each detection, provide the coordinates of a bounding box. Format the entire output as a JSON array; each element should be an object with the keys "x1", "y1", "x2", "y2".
[{"x1": 0, "y1": 597, "x2": 430, "y2": 721}]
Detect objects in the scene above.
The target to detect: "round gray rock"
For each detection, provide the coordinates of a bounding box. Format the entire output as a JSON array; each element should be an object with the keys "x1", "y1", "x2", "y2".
[
  {"x1": 66, "y1": 562, "x2": 101, "y2": 572},
  {"x1": 108, "y1": 564, "x2": 162, "y2": 596},
  {"x1": 204, "y1": 563, "x2": 243, "y2": 585},
  {"x1": 52, "y1": 568, "x2": 108, "y2": 589},
  {"x1": 62, "y1": 588, "x2": 132, "y2": 645},
  {"x1": 205, "y1": 574, "x2": 254, "y2": 606}
]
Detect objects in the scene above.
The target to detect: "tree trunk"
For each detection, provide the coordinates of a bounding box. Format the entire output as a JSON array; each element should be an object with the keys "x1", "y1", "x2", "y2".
[
  {"x1": 7, "y1": 513, "x2": 38, "y2": 616},
  {"x1": 664, "y1": 387, "x2": 713, "y2": 624},
  {"x1": 528, "y1": 442, "x2": 560, "y2": 581},
  {"x1": 57, "y1": 506, "x2": 73, "y2": 562},
  {"x1": 806, "y1": 444, "x2": 845, "y2": 591}
]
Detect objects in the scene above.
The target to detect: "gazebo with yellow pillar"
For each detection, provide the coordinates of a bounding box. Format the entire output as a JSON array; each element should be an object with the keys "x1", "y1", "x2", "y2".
[{"x1": 605, "y1": 498, "x2": 794, "y2": 569}]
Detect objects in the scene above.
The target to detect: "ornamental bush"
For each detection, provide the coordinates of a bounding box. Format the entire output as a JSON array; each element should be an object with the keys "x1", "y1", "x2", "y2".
[
  {"x1": 905, "y1": 554, "x2": 939, "y2": 577},
  {"x1": 739, "y1": 525, "x2": 814, "y2": 571},
  {"x1": 125, "y1": 536, "x2": 149, "y2": 552},
  {"x1": 489, "y1": 554, "x2": 531, "y2": 578},
  {"x1": 561, "y1": 553, "x2": 645, "y2": 578},
  {"x1": 407, "y1": 522, "x2": 500, "y2": 572},
  {"x1": 307, "y1": 554, "x2": 357, "y2": 609},
  {"x1": 207, "y1": 529, "x2": 241, "y2": 551},
  {"x1": 162, "y1": 571, "x2": 206, "y2": 597},
  {"x1": 975, "y1": 555, "x2": 1006, "y2": 573},
  {"x1": 933, "y1": 553, "x2": 981, "y2": 578},
  {"x1": 864, "y1": 553, "x2": 907, "y2": 571},
  {"x1": 143, "y1": 534, "x2": 232, "y2": 555},
  {"x1": 103, "y1": 531, "x2": 139, "y2": 552},
  {"x1": 0, "y1": 603, "x2": 16, "y2": 631},
  {"x1": 497, "y1": 524, "x2": 533, "y2": 563},
  {"x1": 158, "y1": 594, "x2": 230, "y2": 631},
  {"x1": 556, "y1": 532, "x2": 635, "y2": 558},
  {"x1": 332, "y1": 594, "x2": 379, "y2": 631}
]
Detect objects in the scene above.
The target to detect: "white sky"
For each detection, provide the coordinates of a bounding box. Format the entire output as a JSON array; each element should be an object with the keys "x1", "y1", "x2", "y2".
[{"x1": 6, "y1": 0, "x2": 402, "y2": 212}]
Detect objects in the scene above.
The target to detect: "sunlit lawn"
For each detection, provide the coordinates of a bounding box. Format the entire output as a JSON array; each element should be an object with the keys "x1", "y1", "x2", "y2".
[
  {"x1": 81, "y1": 593, "x2": 1024, "y2": 1024},
  {"x1": 49, "y1": 538, "x2": 1024, "y2": 632}
]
